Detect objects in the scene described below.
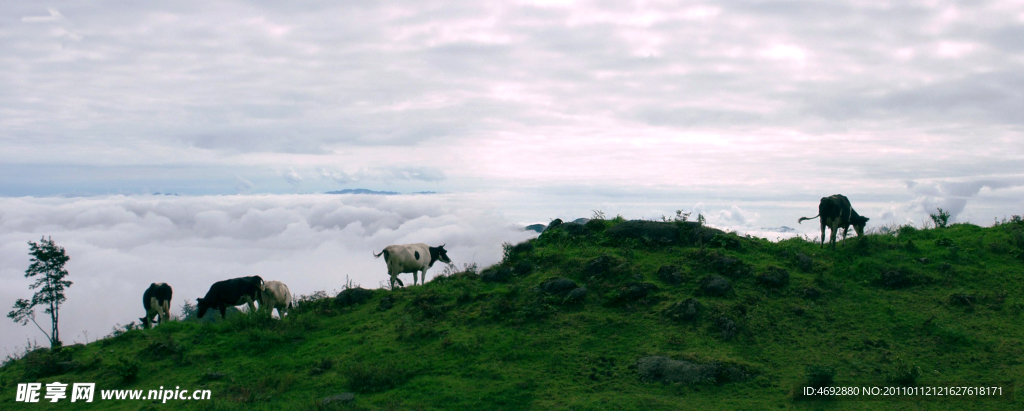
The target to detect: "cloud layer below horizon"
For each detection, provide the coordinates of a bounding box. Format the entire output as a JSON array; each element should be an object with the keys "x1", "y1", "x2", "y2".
[{"x1": 0, "y1": 194, "x2": 535, "y2": 355}]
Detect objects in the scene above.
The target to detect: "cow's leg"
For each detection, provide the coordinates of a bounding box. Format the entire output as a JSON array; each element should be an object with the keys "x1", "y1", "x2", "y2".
[
  {"x1": 245, "y1": 296, "x2": 257, "y2": 313},
  {"x1": 218, "y1": 305, "x2": 227, "y2": 319},
  {"x1": 154, "y1": 298, "x2": 168, "y2": 325},
  {"x1": 160, "y1": 300, "x2": 170, "y2": 324},
  {"x1": 414, "y1": 270, "x2": 420, "y2": 286},
  {"x1": 829, "y1": 220, "x2": 839, "y2": 250},
  {"x1": 819, "y1": 221, "x2": 826, "y2": 249}
]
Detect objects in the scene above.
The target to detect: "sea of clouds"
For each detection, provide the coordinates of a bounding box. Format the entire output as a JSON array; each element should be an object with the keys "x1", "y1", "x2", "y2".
[
  {"x1": 0, "y1": 194, "x2": 537, "y2": 356},
  {"x1": 2, "y1": 189, "x2": 1016, "y2": 356}
]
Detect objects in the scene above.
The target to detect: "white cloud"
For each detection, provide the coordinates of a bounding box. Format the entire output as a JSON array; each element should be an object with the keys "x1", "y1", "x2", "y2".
[
  {"x1": 716, "y1": 205, "x2": 757, "y2": 226},
  {"x1": 21, "y1": 8, "x2": 63, "y2": 23},
  {"x1": 279, "y1": 169, "x2": 303, "y2": 189},
  {"x1": 905, "y1": 176, "x2": 1024, "y2": 222},
  {"x1": 0, "y1": 194, "x2": 536, "y2": 354}
]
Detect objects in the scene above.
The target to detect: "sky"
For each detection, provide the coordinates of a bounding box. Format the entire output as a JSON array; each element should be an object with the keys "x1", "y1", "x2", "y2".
[{"x1": 2, "y1": 1, "x2": 1024, "y2": 353}]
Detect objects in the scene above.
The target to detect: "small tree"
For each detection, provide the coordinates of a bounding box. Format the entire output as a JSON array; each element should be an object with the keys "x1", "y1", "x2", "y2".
[
  {"x1": 930, "y1": 208, "x2": 951, "y2": 229},
  {"x1": 8, "y1": 237, "x2": 72, "y2": 348}
]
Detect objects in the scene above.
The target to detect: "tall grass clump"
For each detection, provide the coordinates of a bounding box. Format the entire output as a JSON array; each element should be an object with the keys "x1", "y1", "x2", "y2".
[{"x1": 345, "y1": 361, "x2": 413, "y2": 393}]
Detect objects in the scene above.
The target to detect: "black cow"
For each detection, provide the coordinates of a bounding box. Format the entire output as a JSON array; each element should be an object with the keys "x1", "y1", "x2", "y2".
[
  {"x1": 140, "y1": 282, "x2": 173, "y2": 329},
  {"x1": 196, "y1": 276, "x2": 264, "y2": 319},
  {"x1": 798, "y1": 194, "x2": 870, "y2": 250}
]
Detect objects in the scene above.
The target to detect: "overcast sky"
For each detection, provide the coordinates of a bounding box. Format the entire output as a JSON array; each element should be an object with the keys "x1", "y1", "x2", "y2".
[{"x1": 2, "y1": 1, "x2": 1024, "y2": 352}]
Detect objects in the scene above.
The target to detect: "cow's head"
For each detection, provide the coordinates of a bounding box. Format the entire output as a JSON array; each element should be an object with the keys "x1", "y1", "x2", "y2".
[
  {"x1": 196, "y1": 297, "x2": 209, "y2": 319},
  {"x1": 852, "y1": 215, "x2": 869, "y2": 237},
  {"x1": 430, "y1": 244, "x2": 452, "y2": 265}
]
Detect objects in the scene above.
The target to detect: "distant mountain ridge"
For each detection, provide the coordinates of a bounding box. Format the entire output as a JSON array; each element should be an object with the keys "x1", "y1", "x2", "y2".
[
  {"x1": 523, "y1": 218, "x2": 592, "y2": 233},
  {"x1": 325, "y1": 189, "x2": 436, "y2": 195}
]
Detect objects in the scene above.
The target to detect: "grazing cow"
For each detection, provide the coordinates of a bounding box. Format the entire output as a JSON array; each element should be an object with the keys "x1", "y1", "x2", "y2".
[
  {"x1": 798, "y1": 194, "x2": 870, "y2": 250},
  {"x1": 260, "y1": 280, "x2": 292, "y2": 318},
  {"x1": 140, "y1": 283, "x2": 173, "y2": 329},
  {"x1": 196, "y1": 276, "x2": 264, "y2": 320},
  {"x1": 373, "y1": 243, "x2": 452, "y2": 288}
]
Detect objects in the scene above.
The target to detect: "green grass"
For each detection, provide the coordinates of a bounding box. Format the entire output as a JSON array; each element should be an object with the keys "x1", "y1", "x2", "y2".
[{"x1": 3, "y1": 219, "x2": 1024, "y2": 409}]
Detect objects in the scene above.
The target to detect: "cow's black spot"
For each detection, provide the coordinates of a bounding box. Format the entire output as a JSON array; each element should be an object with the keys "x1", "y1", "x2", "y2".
[{"x1": 415, "y1": 251, "x2": 420, "y2": 260}]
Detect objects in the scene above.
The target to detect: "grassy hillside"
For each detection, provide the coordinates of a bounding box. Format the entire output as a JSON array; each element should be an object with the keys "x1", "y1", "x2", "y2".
[{"x1": 2, "y1": 217, "x2": 1024, "y2": 410}]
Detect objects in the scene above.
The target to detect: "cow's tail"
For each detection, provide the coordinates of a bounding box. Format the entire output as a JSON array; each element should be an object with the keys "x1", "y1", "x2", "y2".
[
  {"x1": 373, "y1": 249, "x2": 388, "y2": 259},
  {"x1": 797, "y1": 215, "x2": 820, "y2": 224}
]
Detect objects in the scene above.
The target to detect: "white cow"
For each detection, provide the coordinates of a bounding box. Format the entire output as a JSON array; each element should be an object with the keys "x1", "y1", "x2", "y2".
[
  {"x1": 373, "y1": 243, "x2": 452, "y2": 288},
  {"x1": 260, "y1": 280, "x2": 292, "y2": 318}
]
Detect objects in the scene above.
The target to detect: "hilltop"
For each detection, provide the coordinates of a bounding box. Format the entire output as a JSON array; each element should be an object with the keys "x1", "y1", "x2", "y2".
[{"x1": 2, "y1": 217, "x2": 1023, "y2": 410}]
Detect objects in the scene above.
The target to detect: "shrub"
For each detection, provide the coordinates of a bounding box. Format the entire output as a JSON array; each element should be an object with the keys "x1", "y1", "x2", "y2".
[
  {"x1": 663, "y1": 298, "x2": 702, "y2": 322},
  {"x1": 604, "y1": 283, "x2": 659, "y2": 306},
  {"x1": 930, "y1": 208, "x2": 951, "y2": 228},
  {"x1": 885, "y1": 355, "x2": 921, "y2": 386},
  {"x1": 345, "y1": 361, "x2": 411, "y2": 393},
  {"x1": 804, "y1": 365, "x2": 835, "y2": 388},
  {"x1": 377, "y1": 295, "x2": 396, "y2": 311},
  {"x1": 585, "y1": 218, "x2": 608, "y2": 233},
  {"x1": 710, "y1": 256, "x2": 752, "y2": 278},
  {"x1": 709, "y1": 233, "x2": 742, "y2": 250},
  {"x1": 141, "y1": 335, "x2": 185, "y2": 362},
  {"x1": 114, "y1": 357, "x2": 140, "y2": 383},
  {"x1": 877, "y1": 268, "x2": 929, "y2": 289},
  {"x1": 480, "y1": 266, "x2": 513, "y2": 283},
  {"x1": 21, "y1": 348, "x2": 69, "y2": 379},
  {"x1": 309, "y1": 358, "x2": 334, "y2": 376},
  {"x1": 897, "y1": 224, "x2": 918, "y2": 237},
  {"x1": 563, "y1": 287, "x2": 588, "y2": 305},
  {"x1": 636, "y1": 356, "x2": 714, "y2": 385},
  {"x1": 636, "y1": 356, "x2": 752, "y2": 385},
  {"x1": 796, "y1": 253, "x2": 813, "y2": 272},
  {"x1": 713, "y1": 316, "x2": 738, "y2": 340},
  {"x1": 756, "y1": 267, "x2": 789, "y2": 288},
  {"x1": 409, "y1": 291, "x2": 449, "y2": 320},
  {"x1": 512, "y1": 261, "x2": 534, "y2": 276},
  {"x1": 335, "y1": 288, "x2": 375, "y2": 308},
  {"x1": 656, "y1": 265, "x2": 684, "y2": 285},
  {"x1": 697, "y1": 275, "x2": 732, "y2": 297},
  {"x1": 583, "y1": 256, "x2": 614, "y2": 279},
  {"x1": 540, "y1": 278, "x2": 577, "y2": 296}
]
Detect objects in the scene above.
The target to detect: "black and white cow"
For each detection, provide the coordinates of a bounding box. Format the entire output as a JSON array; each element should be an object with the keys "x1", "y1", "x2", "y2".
[
  {"x1": 373, "y1": 243, "x2": 452, "y2": 288},
  {"x1": 798, "y1": 194, "x2": 870, "y2": 250},
  {"x1": 196, "y1": 276, "x2": 264, "y2": 320},
  {"x1": 140, "y1": 282, "x2": 173, "y2": 329}
]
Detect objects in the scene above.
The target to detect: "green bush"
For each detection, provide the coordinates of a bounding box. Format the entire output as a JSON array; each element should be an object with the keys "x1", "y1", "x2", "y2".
[
  {"x1": 885, "y1": 355, "x2": 921, "y2": 386},
  {"x1": 804, "y1": 365, "x2": 835, "y2": 388},
  {"x1": 345, "y1": 361, "x2": 411, "y2": 393},
  {"x1": 114, "y1": 356, "x2": 140, "y2": 383}
]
